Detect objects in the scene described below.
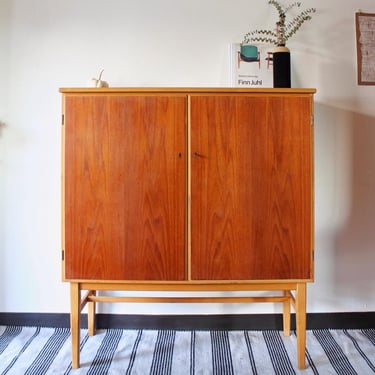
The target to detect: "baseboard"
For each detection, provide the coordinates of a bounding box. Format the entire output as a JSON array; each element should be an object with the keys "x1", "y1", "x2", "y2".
[{"x1": 0, "y1": 312, "x2": 374, "y2": 330}]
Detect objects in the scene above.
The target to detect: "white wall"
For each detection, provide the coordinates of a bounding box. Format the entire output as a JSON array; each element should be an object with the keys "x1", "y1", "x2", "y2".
[{"x1": 1, "y1": 0, "x2": 375, "y2": 315}]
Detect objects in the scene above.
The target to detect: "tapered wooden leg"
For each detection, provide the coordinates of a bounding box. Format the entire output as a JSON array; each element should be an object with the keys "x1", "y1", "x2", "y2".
[
  {"x1": 88, "y1": 290, "x2": 96, "y2": 336},
  {"x1": 283, "y1": 290, "x2": 291, "y2": 336},
  {"x1": 296, "y1": 283, "x2": 307, "y2": 369},
  {"x1": 70, "y1": 283, "x2": 81, "y2": 369}
]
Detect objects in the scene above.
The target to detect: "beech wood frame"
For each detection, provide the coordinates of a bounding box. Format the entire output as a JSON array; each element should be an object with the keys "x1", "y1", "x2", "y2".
[{"x1": 69, "y1": 281, "x2": 307, "y2": 369}]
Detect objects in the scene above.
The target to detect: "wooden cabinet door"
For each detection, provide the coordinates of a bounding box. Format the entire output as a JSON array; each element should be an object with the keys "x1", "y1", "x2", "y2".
[
  {"x1": 190, "y1": 95, "x2": 313, "y2": 280},
  {"x1": 64, "y1": 95, "x2": 186, "y2": 280}
]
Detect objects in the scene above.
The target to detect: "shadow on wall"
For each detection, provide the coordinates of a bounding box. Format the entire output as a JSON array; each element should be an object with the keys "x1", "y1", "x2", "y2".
[
  {"x1": 0, "y1": 120, "x2": 6, "y2": 306},
  {"x1": 0, "y1": 121, "x2": 5, "y2": 137},
  {"x1": 333, "y1": 107, "x2": 375, "y2": 294},
  {"x1": 314, "y1": 103, "x2": 375, "y2": 307}
]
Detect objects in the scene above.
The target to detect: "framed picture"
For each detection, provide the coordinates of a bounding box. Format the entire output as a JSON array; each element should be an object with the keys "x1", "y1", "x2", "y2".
[{"x1": 356, "y1": 12, "x2": 375, "y2": 85}]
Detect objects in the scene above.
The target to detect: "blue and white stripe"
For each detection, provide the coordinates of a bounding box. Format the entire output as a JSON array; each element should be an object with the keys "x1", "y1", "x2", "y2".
[{"x1": 0, "y1": 326, "x2": 375, "y2": 374}]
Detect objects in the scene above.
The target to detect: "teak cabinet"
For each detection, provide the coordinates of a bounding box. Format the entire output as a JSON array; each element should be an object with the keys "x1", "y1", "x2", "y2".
[{"x1": 60, "y1": 87, "x2": 315, "y2": 369}]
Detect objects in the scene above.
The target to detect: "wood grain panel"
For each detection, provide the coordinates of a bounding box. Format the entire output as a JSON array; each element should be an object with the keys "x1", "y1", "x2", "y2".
[
  {"x1": 64, "y1": 95, "x2": 186, "y2": 280},
  {"x1": 190, "y1": 95, "x2": 312, "y2": 280}
]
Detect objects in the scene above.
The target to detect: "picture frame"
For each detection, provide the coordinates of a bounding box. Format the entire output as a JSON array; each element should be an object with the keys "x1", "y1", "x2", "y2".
[{"x1": 355, "y1": 12, "x2": 375, "y2": 85}]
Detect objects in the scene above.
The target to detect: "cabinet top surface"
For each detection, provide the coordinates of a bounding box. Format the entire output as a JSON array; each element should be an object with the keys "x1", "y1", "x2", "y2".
[{"x1": 59, "y1": 87, "x2": 316, "y2": 95}]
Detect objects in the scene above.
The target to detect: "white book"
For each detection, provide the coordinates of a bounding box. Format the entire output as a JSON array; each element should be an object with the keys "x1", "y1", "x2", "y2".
[{"x1": 230, "y1": 43, "x2": 273, "y2": 87}]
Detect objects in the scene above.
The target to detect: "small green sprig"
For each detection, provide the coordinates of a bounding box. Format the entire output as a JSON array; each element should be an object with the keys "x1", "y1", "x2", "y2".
[{"x1": 242, "y1": 0, "x2": 316, "y2": 46}]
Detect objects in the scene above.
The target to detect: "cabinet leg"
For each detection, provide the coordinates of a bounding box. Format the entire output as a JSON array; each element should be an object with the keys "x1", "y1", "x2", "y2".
[
  {"x1": 88, "y1": 290, "x2": 96, "y2": 336},
  {"x1": 282, "y1": 290, "x2": 291, "y2": 336},
  {"x1": 296, "y1": 283, "x2": 307, "y2": 370},
  {"x1": 70, "y1": 283, "x2": 81, "y2": 369}
]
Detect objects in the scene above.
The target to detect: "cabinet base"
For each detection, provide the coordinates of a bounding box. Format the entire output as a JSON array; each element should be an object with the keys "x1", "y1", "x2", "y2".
[{"x1": 69, "y1": 281, "x2": 307, "y2": 369}]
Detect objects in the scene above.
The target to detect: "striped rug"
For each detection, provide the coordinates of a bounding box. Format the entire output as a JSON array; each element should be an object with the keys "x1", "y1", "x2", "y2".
[{"x1": 0, "y1": 326, "x2": 374, "y2": 374}]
